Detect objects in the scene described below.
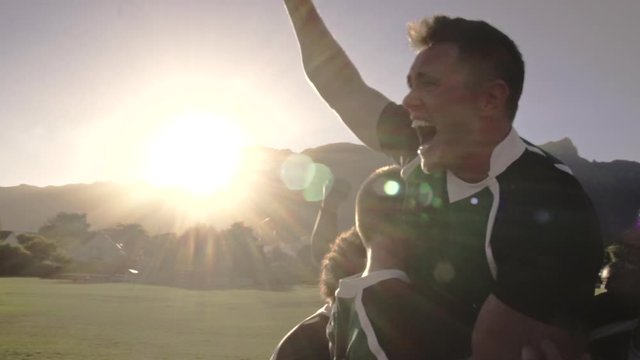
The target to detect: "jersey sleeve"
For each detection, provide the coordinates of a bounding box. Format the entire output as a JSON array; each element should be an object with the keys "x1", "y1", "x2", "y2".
[
  {"x1": 330, "y1": 270, "x2": 471, "y2": 359},
  {"x1": 361, "y1": 279, "x2": 472, "y2": 359}
]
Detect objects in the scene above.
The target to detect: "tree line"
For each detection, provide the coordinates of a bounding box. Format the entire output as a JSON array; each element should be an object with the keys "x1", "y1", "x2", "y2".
[{"x1": 0, "y1": 212, "x2": 318, "y2": 290}]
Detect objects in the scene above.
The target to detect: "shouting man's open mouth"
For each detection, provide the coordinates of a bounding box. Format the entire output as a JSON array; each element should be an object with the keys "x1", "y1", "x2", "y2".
[{"x1": 412, "y1": 119, "x2": 438, "y2": 173}]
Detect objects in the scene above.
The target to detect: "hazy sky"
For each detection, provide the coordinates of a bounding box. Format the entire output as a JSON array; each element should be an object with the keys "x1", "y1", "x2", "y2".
[{"x1": 1, "y1": 0, "x2": 639, "y2": 187}]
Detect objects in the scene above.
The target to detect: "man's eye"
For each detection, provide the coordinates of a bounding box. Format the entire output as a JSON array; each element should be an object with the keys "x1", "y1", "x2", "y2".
[{"x1": 418, "y1": 80, "x2": 438, "y2": 88}]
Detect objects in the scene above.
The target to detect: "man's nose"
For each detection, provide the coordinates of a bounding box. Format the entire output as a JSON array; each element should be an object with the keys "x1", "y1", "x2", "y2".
[{"x1": 402, "y1": 91, "x2": 421, "y2": 113}]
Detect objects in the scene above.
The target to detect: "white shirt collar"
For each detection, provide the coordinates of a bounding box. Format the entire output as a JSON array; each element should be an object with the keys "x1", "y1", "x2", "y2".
[{"x1": 447, "y1": 128, "x2": 526, "y2": 202}]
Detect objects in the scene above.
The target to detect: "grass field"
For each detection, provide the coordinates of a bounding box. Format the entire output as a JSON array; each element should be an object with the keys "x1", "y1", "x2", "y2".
[{"x1": 0, "y1": 278, "x2": 323, "y2": 360}]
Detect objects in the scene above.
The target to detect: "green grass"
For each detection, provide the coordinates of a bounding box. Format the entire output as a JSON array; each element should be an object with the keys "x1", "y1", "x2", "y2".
[{"x1": 0, "y1": 278, "x2": 323, "y2": 360}]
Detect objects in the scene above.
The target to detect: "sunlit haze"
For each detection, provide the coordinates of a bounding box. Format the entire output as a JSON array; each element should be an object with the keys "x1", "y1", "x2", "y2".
[{"x1": 1, "y1": 0, "x2": 639, "y2": 188}]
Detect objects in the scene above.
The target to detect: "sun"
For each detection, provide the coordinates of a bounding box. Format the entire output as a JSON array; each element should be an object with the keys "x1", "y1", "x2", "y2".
[{"x1": 144, "y1": 112, "x2": 248, "y2": 195}]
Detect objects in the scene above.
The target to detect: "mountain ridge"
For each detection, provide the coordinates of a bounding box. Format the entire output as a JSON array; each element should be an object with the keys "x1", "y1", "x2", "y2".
[{"x1": 1, "y1": 140, "x2": 638, "y2": 245}]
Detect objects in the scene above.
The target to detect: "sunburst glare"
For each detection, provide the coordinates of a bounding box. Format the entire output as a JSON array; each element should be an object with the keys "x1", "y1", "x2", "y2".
[{"x1": 144, "y1": 111, "x2": 248, "y2": 195}]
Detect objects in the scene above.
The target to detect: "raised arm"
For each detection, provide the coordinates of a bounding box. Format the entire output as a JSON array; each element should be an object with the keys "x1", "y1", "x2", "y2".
[{"x1": 283, "y1": 0, "x2": 392, "y2": 150}]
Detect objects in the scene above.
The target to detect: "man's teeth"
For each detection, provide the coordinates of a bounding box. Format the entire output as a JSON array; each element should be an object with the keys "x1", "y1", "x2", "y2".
[{"x1": 411, "y1": 120, "x2": 429, "y2": 128}]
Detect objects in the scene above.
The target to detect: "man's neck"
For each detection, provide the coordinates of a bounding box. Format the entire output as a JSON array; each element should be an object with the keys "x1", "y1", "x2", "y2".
[
  {"x1": 450, "y1": 162, "x2": 490, "y2": 183},
  {"x1": 450, "y1": 123, "x2": 512, "y2": 183}
]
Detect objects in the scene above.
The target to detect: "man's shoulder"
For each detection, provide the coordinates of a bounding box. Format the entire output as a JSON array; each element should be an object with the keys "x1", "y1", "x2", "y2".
[
  {"x1": 495, "y1": 140, "x2": 598, "y2": 232},
  {"x1": 507, "y1": 139, "x2": 575, "y2": 176},
  {"x1": 499, "y1": 139, "x2": 586, "y2": 197}
]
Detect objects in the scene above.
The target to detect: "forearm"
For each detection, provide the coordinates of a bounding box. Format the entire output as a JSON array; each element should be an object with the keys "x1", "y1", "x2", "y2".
[
  {"x1": 283, "y1": 0, "x2": 358, "y2": 88},
  {"x1": 283, "y1": 0, "x2": 390, "y2": 150}
]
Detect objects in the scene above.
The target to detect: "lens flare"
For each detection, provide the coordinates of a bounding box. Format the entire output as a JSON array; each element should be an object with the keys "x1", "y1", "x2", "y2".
[
  {"x1": 303, "y1": 163, "x2": 334, "y2": 202},
  {"x1": 383, "y1": 180, "x2": 401, "y2": 196},
  {"x1": 280, "y1": 154, "x2": 315, "y2": 190},
  {"x1": 417, "y1": 182, "x2": 434, "y2": 207}
]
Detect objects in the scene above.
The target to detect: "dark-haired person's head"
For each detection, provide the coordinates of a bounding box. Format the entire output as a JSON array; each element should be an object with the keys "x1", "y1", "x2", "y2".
[
  {"x1": 319, "y1": 227, "x2": 366, "y2": 303},
  {"x1": 403, "y1": 16, "x2": 524, "y2": 174},
  {"x1": 355, "y1": 166, "x2": 409, "y2": 248}
]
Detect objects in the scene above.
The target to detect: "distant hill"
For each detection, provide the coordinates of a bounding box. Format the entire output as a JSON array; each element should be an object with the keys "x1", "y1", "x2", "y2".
[
  {"x1": 0, "y1": 144, "x2": 392, "y2": 238},
  {"x1": 1, "y1": 140, "x2": 638, "y2": 245},
  {"x1": 539, "y1": 138, "x2": 640, "y2": 244}
]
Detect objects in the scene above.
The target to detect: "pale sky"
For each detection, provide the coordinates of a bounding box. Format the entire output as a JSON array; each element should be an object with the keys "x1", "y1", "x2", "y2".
[{"x1": 1, "y1": 0, "x2": 639, "y2": 187}]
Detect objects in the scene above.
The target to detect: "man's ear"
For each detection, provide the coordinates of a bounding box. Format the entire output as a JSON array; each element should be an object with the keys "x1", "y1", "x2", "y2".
[{"x1": 479, "y1": 80, "x2": 510, "y2": 115}]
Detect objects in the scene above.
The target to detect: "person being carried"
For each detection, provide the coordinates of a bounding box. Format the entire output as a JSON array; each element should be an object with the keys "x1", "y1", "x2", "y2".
[
  {"x1": 329, "y1": 165, "x2": 469, "y2": 359},
  {"x1": 270, "y1": 227, "x2": 366, "y2": 360}
]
